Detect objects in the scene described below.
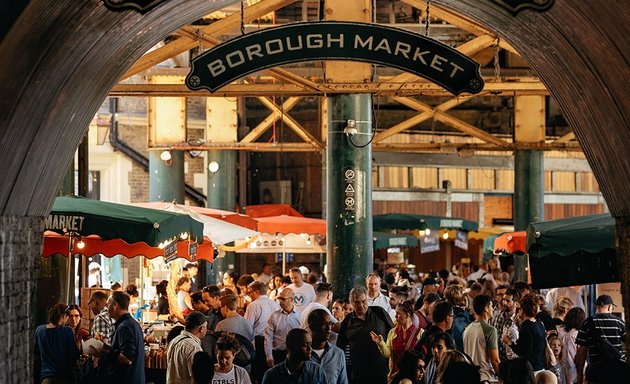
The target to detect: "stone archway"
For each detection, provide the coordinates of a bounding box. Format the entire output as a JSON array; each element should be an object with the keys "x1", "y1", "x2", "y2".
[{"x1": 0, "y1": 0, "x2": 627, "y2": 380}]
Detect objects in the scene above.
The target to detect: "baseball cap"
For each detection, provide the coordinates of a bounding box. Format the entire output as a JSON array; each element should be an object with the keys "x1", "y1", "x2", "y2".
[
  {"x1": 185, "y1": 311, "x2": 208, "y2": 330},
  {"x1": 422, "y1": 277, "x2": 438, "y2": 286},
  {"x1": 299, "y1": 266, "x2": 310, "y2": 275},
  {"x1": 595, "y1": 294, "x2": 616, "y2": 307}
]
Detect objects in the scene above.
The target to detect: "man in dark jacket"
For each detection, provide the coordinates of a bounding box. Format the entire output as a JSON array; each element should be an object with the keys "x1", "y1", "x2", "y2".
[
  {"x1": 102, "y1": 291, "x2": 145, "y2": 384},
  {"x1": 337, "y1": 286, "x2": 393, "y2": 384}
]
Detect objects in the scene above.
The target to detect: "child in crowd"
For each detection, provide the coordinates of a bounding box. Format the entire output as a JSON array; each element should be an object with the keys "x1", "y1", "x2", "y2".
[
  {"x1": 213, "y1": 333, "x2": 252, "y2": 384},
  {"x1": 547, "y1": 333, "x2": 568, "y2": 384}
]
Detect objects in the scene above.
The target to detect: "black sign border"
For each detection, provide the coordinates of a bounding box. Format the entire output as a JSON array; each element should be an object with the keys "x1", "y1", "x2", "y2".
[
  {"x1": 103, "y1": 0, "x2": 168, "y2": 13},
  {"x1": 187, "y1": 21, "x2": 484, "y2": 96},
  {"x1": 492, "y1": 0, "x2": 555, "y2": 14}
]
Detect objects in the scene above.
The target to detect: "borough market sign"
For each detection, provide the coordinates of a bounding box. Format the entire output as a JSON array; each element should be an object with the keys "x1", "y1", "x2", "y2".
[{"x1": 186, "y1": 22, "x2": 484, "y2": 96}]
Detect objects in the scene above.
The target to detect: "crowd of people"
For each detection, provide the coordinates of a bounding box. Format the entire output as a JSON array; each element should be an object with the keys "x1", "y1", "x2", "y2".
[{"x1": 33, "y1": 261, "x2": 628, "y2": 384}]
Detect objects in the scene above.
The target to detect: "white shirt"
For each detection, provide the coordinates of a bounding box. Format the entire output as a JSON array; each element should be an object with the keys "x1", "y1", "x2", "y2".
[
  {"x1": 367, "y1": 291, "x2": 395, "y2": 320},
  {"x1": 300, "y1": 301, "x2": 338, "y2": 329},
  {"x1": 244, "y1": 294, "x2": 280, "y2": 336},
  {"x1": 287, "y1": 283, "x2": 316, "y2": 312},
  {"x1": 211, "y1": 364, "x2": 251, "y2": 384}
]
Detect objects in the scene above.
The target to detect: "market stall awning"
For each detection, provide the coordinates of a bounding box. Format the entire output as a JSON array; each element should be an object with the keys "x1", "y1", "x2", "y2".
[
  {"x1": 373, "y1": 213, "x2": 479, "y2": 232},
  {"x1": 526, "y1": 213, "x2": 618, "y2": 288},
  {"x1": 133, "y1": 201, "x2": 258, "y2": 230},
  {"x1": 494, "y1": 231, "x2": 527, "y2": 254},
  {"x1": 373, "y1": 231, "x2": 419, "y2": 250},
  {"x1": 47, "y1": 196, "x2": 204, "y2": 246},
  {"x1": 254, "y1": 215, "x2": 326, "y2": 235},
  {"x1": 42, "y1": 231, "x2": 215, "y2": 262},
  {"x1": 245, "y1": 204, "x2": 302, "y2": 218},
  {"x1": 132, "y1": 202, "x2": 258, "y2": 245}
]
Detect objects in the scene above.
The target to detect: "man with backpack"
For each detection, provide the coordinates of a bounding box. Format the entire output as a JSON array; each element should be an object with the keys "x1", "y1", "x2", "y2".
[{"x1": 575, "y1": 294, "x2": 626, "y2": 384}]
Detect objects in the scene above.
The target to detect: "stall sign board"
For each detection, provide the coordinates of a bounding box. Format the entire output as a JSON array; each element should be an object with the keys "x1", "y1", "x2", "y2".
[
  {"x1": 164, "y1": 242, "x2": 177, "y2": 263},
  {"x1": 455, "y1": 230, "x2": 468, "y2": 250},
  {"x1": 421, "y1": 232, "x2": 440, "y2": 253}
]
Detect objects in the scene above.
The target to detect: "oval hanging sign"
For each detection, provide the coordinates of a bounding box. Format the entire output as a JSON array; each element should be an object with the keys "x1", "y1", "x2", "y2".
[{"x1": 186, "y1": 21, "x2": 484, "y2": 96}]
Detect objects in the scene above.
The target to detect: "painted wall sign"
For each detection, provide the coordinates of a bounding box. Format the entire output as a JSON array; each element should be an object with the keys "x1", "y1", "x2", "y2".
[
  {"x1": 493, "y1": 0, "x2": 554, "y2": 14},
  {"x1": 187, "y1": 22, "x2": 484, "y2": 95},
  {"x1": 103, "y1": 0, "x2": 168, "y2": 13}
]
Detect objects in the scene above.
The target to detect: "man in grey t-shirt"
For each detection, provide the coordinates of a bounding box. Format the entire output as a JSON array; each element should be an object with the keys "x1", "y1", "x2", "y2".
[
  {"x1": 215, "y1": 294, "x2": 254, "y2": 343},
  {"x1": 463, "y1": 295, "x2": 500, "y2": 383}
]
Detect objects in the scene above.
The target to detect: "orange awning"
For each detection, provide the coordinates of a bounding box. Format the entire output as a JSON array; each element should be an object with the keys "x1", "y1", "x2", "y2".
[
  {"x1": 42, "y1": 231, "x2": 214, "y2": 262},
  {"x1": 133, "y1": 201, "x2": 258, "y2": 230},
  {"x1": 254, "y1": 215, "x2": 326, "y2": 235},
  {"x1": 494, "y1": 231, "x2": 527, "y2": 254},
  {"x1": 245, "y1": 204, "x2": 303, "y2": 218}
]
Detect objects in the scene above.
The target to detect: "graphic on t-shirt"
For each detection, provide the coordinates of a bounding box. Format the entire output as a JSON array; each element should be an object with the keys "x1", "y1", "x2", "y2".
[
  {"x1": 212, "y1": 366, "x2": 236, "y2": 384},
  {"x1": 294, "y1": 294, "x2": 306, "y2": 306}
]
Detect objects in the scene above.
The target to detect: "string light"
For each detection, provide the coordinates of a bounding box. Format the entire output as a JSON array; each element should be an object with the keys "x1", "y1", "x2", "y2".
[{"x1": 442, "y1": 232, "x2": 449, "y2": 240}]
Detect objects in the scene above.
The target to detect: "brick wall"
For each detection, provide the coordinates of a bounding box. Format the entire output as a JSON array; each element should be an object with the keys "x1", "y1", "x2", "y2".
[{"x1": 0, "y1": 215, "x2": 42, "y2": 383}]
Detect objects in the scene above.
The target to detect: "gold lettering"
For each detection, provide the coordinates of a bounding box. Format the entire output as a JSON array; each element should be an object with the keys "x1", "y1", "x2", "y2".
[
  {"x1": 246, "y1": 44, "x2": 263, "y2": 60},
  {"x1": 354, "y1": 35, "x2": 373, "y2": 50},
  {"x1": 374, "y1": 38, "x2": 392, "y2": 54},
  {"x1": 394, "y1": 42, "x2": 411, "y2": 59}
]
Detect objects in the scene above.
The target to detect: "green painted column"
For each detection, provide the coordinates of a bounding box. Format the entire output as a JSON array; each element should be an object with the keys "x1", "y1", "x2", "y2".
[
  {"x1": 149, "y1": 150, "x2": 185, "y2": 203},
  {"x1": 207, "y1": 149, "x2": 237, "y2": 285},
  {"x1": 514, "y1": 149, "x2": 544, "y2": 282},
  {"x1": 327, "y1": 94, "x2": 373, "y2": 301},
  {"x1": 207, "y1": 150, "x2": 237, "y2": 210}
]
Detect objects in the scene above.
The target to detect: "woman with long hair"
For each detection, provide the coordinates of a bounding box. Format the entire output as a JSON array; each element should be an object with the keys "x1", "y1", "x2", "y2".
[
  {"x1": 35, "y1": 303, "x2": 80, "y2": 383},
  {"x1": 65, "y1": 304, "x2": 90, "y2": 348},
  {"x1": 552, "y1": 296, "x2": 574, "y2": 328},
  {"x1": 371, "y1": 301, "x2": 424, "y2": 381},
  {"x1": 267, "y1": 274, "x2": 283, "y2": 301},
  {"x1": 156, "y1": 279, "x2": 170, "y2": 315},
  {"x1": 390, "y1": 350, "x2": 425, "y2": 384},
  {"x1": 559, "y1": 307, "x2": 585, "y2": 384},
  {"x1": 423, "y1": 332, "x2": 456, "y2": 384},
  {"x1": 176, "y1": 276, "x2": 193, "y2": 316},
  {"x1": 435, "y1": 349, "x2": 475, "y2": 384},
  {"x1": 222, "y1": 270, "x2": 238, "y2": 293}
]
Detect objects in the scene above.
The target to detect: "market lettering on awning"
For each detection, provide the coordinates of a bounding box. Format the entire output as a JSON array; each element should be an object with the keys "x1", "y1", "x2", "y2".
[
  {"x1": 186, "y1": 22, "x2": 484, "y2": 96},
  {"x1": 44, "y1": 215, "x2": 85, "y2": 231}
]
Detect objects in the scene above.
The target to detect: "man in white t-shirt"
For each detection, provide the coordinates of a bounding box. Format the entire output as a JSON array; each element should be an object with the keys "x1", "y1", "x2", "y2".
[
  {"x1": 287, "y1": 267, "x2": 316, "y2": 312},
  {"x1": 300, "y1": 282, "x2": 337, "y2": 330},
  {"x1": 366, "y1": 273, "x2": 395, "y2": 320}
]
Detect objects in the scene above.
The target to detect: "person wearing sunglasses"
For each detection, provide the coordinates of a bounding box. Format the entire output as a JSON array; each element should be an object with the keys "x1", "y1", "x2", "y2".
[{"x1": 264, "y1": 288, "x2": 301, "y2": 367}]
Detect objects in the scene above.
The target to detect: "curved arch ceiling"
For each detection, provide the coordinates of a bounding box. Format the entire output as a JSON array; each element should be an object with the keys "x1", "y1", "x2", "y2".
[{"x1": 0, "y1": 0, "x2": 628, "y2": 217}]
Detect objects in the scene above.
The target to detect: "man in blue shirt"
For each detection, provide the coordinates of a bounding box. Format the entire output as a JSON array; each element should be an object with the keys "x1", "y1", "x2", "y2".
[
  {"x1": 101, "y1": 291, "x2": 145, "y2": 384},
  {"x1": 308, "y1": 309, "x2": 348, "y2": 384},
  {"x1": 262, "y1": 328, "x2": 327, "y2": 384}
]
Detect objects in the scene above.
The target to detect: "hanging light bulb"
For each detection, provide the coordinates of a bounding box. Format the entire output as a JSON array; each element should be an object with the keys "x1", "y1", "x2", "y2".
[
  {"x1": 158, "y1": 242, "x2": 165, "y2": 249},
  {"x1": 160, "y1": 150, "x2": 172, "y2": 161},
  {"x1": 306, "y1": 237, "x2": 312, "y2": 246},
  {"x1": 442, "y1": 232, "x2": 449, "y2": 240},
  {"x1": 180, "y1": 232, "x2": 188, "y2": 240},
  {"x1": 76, "y1": 239, "x2": 85, "y2": 249},
  {"x1": 425, "y1": 229, "x2": 431, "y2": 236}
]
